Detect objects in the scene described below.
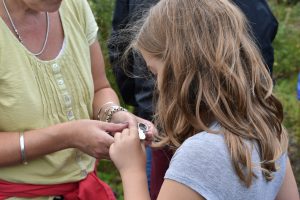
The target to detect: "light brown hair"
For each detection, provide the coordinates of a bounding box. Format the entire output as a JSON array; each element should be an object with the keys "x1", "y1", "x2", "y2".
[{"x1": 131, "y1": 0, "x2": 288, "y2": 187}]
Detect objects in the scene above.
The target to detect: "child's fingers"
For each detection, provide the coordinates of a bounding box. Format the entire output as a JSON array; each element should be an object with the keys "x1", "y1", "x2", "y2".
[
  {"x1": 140, "y1": 141, "x2": 146, "y2": 154},
  {"x1": 114, "y1": 132, "x2": 122, "y2": 142},
  {"x1": 129, "y1": 124, "x2": 139, "y2": 139},
  {"x1": 122, "y1": 128, "x2": 130, "y2": 137}
]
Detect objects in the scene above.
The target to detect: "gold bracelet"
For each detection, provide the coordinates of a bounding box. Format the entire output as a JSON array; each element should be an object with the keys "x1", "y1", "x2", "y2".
[
  {"x1": 19, "y1": 132, "x2": 28, "y2": 165},
  {"x1": 104, "y1": 105, "x2": 128, "y2": 122},
  {"x1": 97, "y1": 102, "x2": 116, "y2": 121}
]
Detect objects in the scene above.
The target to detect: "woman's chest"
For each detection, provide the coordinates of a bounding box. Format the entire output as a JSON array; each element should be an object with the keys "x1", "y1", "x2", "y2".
[{"x1": 0, "y1": 54, "x2": 94, "y2": 131}]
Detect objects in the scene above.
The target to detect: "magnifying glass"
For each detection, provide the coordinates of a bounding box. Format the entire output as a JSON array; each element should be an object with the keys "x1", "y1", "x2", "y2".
[{"x1": 137, "y1": 122, "x2": 148, "y2": 140}]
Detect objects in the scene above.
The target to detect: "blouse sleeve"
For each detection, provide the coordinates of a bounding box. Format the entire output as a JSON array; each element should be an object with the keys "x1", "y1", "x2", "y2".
[
  {"x1": 80, "y1": 0, "x2": 99, "y2": 45},
  {"x1": 67, "y1": 0, "x2": 99, "y2": 45}
]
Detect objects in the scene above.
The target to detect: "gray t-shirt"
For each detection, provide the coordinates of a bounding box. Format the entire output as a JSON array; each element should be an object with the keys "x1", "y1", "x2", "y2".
[{"x1": 165, "y1": 127, "x2": 286, "y2": 200}]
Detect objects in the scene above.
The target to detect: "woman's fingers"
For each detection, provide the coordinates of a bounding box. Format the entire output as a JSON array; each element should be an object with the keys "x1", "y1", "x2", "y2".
[{"x1": 98, "y1": 121, "x2": 128, "y2": 133}]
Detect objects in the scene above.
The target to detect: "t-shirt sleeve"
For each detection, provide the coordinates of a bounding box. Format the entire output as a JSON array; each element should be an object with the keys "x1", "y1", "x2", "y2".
[{"x1": 164, "y1": 133, "x2": 234, "y2": 200}]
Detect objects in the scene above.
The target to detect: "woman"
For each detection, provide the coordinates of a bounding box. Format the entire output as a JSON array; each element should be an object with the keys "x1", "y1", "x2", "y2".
[
  {"x1": 0, "y1": 0, "x2": 153, "y2": 199},
  {"x1": 109, "y1": 0, "x2": 300, "y2": 199}
]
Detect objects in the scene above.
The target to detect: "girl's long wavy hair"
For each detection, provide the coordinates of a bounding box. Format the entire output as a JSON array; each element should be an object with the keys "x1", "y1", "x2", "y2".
[{"x1": 131, "y1": 0, "x2": 288, "y2": 187}]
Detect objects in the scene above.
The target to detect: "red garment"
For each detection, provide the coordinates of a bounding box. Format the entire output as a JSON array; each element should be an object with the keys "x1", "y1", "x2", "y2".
[
  {"x1": 0, "y1": 171, "x2": 115, "y2": 200},
  {"x1": 150, "y1": 148, "x2": 173, "y2": 200}
]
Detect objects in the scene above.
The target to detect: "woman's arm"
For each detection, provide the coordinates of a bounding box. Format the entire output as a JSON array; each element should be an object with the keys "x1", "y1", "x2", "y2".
[
  {"x1": 0, "y1": 120, "x2": 128, "y2": 167},
  {"x1": 275, "y1": 158, "x2": 299, "y2": 200},
  {"x1": 0, "y1": 124, "x2": 68, "y2": 166},
  {"x1": 0, "y1": 40, "x2": 130, "y2": 167},
  {"x1": 90, "y1": 40, "x2": 156, "y2": 136},
  {"x1": 90, "y1": 40, "x2": 139, "y2": 126},
  {"x1": 90, "y1": 40, "x2": 120, "y2": 120}
]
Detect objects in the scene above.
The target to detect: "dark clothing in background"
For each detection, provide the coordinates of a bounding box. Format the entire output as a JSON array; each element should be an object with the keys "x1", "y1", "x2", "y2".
[
  {"x1": 108, "y1": 0, "x2": 278, "y2": 117},
  {"x1": 108, "y1": 0, "x2": 278, "y2": 200},
  {"x1": 108, "y1": 1, "x2": 159, "y2": 194},
  {"x1": 233, "y1": 0, "x2": 278, "y2": 74},
  {"x1": 108, "y1": 0, "x2": 159, "y2": 121}
]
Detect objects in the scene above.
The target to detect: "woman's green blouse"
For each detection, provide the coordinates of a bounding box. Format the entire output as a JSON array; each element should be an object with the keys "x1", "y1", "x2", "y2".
[{"x1": 0, "y1": 0, "x2": 98, "y2": 185}]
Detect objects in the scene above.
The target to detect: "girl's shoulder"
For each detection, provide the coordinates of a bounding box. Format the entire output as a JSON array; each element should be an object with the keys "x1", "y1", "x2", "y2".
[
  {"x1": 165, "y1": 126, "x2": 287, "y2": 200},
  {"x1": 176, "y1": 124, "x2": 228, "y2": 159},
  {"x1": 170, "y1": 127, "x2": 230, "y2": 171}
]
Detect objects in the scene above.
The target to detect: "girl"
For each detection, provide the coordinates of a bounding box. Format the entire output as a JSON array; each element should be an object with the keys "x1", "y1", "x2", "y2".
[{"x1": 109, "y1": 0, "x2": 299, "y2": 199}]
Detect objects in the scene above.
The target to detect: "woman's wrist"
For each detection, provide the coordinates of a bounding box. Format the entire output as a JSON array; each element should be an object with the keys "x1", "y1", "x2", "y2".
[
  {"x1": 19, "y1": 132, "x2": 28, "y2": 165},
  {"x1": 12, "y1": 122, "x2": 76, "y2": 165},
  {"x1": 52, "y1": 121, "x2": 78, "y2": 149},
  {"x1": 104, "y1": 106, "x2": 128, "y2": 122},
  {"x1": 97, "y1": 102, "x2": 128, "y2": 122},
  {"x1": 96, "y1": 101, "x2": 116, "y2": 121}
]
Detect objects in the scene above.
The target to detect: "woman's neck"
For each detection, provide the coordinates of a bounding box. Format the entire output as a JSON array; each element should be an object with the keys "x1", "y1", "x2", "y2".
[{"x1": 3, "y1": 0, "x2": 42, "y2": 17}]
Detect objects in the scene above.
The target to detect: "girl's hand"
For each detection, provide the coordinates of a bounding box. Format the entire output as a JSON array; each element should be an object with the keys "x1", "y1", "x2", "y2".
[
  {"x1": 67, "y1": 120, "x2": 128, "y2": 160},
  {"x1": 112, "y1": 111, "x2": 157, "y2": 144},
  {"x1": 109, "y1": 127, "x2": 146, "y2": 175}
]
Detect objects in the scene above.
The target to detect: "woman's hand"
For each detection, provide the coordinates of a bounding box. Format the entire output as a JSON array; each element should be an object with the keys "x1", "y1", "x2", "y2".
[
  {"x1": 66, "y1": 120, "x2": 128, "y2": 160},
  {"x1": 136, "y1": 116, "x2": 157, "y2": 145},
  {"x1": 111, "y1": 111, "x2": 137, "y2": 126},
  {"x1": 109, "y1": 127, "x2": 146, "y2": 175}
]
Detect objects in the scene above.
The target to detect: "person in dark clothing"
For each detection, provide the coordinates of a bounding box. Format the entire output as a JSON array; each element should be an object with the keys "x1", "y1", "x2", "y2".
[
  {"x1": 108, "y1": 0, "x2": 159, "y2": 191},
  {"x1": 108, "y1": 0, "x2": 278, "y2": 199},
  {"x1": 233, "y1": 0, "x2": 278, "y2": 74}
]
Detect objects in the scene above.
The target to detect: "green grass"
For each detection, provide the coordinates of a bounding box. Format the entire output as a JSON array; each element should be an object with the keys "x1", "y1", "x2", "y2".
[
  {"x1": 97, "y1": 160, "x2": 124, "y2": 200},
  {"x1": 270, "y1": 1, "x2": 300, "y2": 189},
  {"x1": 90, "y1": 0, "x2": 300, "y2": 196}
]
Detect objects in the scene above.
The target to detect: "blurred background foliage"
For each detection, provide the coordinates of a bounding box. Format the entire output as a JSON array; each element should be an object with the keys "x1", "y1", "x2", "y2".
[{"x1": 88, "y1": 0, "x2": 300, "y2": 199}]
